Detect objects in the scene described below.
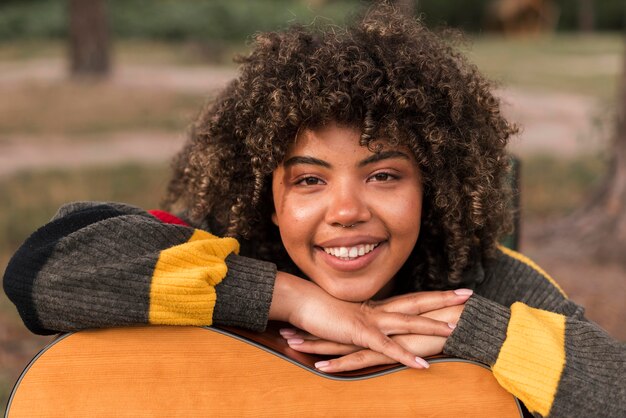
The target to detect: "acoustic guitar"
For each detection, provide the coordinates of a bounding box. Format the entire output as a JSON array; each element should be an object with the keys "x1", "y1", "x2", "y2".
[{"x1": 6, "y1": 323, "x2": 526, "y2": 417}]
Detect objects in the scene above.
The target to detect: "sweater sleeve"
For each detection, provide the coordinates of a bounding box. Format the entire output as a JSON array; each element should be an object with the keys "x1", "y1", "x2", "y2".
[
  {"x1": 443, "y1": 247, "x2": 625, "y2": 418},
  {"x1": 2, "y1": 201, "x2": 276, "y2": 335}
]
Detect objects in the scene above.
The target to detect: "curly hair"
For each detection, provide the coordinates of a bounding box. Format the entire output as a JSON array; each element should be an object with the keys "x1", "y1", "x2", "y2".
[{"x1": 164, "y1": 4, "x2": 517, "y2": 291}]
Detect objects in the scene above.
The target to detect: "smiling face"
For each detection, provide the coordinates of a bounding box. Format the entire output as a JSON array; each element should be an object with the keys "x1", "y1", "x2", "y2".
[{"x1": 271, "y1": 123, "x2": 423, "y2": 302}]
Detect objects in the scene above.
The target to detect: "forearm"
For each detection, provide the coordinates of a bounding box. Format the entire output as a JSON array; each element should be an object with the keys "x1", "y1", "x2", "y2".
[
  {"x1": 444, "y1": 295, "x2": 626, "y2": 418},
  {"x1": 2, "y1": 202, "x2": 276, "y2": 334}
]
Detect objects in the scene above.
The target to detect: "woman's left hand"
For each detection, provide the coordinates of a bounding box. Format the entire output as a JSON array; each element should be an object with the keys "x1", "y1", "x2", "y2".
[{"x1": 280, "y1": 304, "x2": 465, "y2": 373}]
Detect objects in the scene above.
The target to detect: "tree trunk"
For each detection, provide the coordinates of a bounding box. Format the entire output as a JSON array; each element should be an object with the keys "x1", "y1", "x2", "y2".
[
  {"x1": 577, "y1": 0, "x2": 595, "y2": 33},
  {"x1": 68, "y1": 0, "x2": 110, "y2": 78},
  {"x1": 543, "y1": 40, "x2": 626, "y2": 264}
]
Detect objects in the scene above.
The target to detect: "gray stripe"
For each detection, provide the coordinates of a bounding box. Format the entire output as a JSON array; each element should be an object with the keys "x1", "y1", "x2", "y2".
[
  {"x1": 33, "y1": 215, "x2": 195, "y2": 331},
  {"x1": 549, "y1": 319, "x2": 626, "y2": 418}
]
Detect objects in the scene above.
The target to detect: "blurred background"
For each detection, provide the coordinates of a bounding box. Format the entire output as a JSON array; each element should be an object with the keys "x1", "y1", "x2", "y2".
[{"x1": 1, "y1": 0, "x2": 625, "y2": 410}]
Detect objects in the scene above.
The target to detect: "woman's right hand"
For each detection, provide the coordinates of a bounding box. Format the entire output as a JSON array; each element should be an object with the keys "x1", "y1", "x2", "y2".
[{"x1": 268, "y1": 272, "x2": 471, "y2": 370}]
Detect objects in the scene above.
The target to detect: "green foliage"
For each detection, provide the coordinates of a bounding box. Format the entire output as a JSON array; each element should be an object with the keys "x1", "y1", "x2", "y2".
[
  {"x1": 521, "y1": 154, "x2": 606, "y2": 220},
  {"x1": 0, "y1": 164, "x2": 169, "y2": 257},
  {"x1": 0, "y1": 0, "x2": 363, "y2": 42},
  {"x1": 417, "y1": 0, "x2": 492, "y2": 32},
  {"x1": 109, "y1": 0, "x2": 360, "y2": 41},
  {"x1": 0, "y1": 0, "x2": 65, "y2": 40},
  {"x1": 1, "y1": 0, "x2": 622, "y2": 42},
  {"x1": 553, "y1": 0, "x2": 625, "y2": 31}
]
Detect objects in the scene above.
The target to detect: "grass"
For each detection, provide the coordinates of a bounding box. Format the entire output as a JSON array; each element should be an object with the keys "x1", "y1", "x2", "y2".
[
  {"x1": 0, "y1": 80, "x2": 205, "y2": 139},
  {"x1": 463, "y1": 33, "x2": 623, "y2": 99},
  {"x1": 520, "y1": 153, "x2": 607, "y2": 220},
  {"x1": 0, "y1": 164, "x2": 170, "y2": 258}
]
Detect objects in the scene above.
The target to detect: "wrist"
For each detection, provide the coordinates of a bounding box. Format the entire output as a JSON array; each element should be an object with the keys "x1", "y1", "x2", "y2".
[{"x1": 268, "y1": 271, "x2": 311, "y2": 324}]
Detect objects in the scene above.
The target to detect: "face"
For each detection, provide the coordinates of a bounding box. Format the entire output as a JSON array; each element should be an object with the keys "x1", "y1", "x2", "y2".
[{"x1": 271, "y1": 123, "x2": 423, "y2": 302}]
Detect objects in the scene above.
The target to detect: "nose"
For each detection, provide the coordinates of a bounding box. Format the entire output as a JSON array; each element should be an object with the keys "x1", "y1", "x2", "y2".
[{"x1": 325, "y1": 183, "x2": 371, "y2": 228}]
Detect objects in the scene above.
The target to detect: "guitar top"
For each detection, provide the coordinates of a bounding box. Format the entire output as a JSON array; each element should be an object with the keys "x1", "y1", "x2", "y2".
[{"x1": 6, "y1": 324, "x2": 524, "y2": 417}]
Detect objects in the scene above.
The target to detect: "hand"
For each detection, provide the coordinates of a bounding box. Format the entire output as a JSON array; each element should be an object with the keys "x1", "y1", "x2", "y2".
[
  {"x1": 282, "y1": 328, "x2": 447, "y2": 372},
  {"x1": 269, "y1": 273, "x2": 471, "y2": 370},
  {"x1": 279, "y1": 304, "x2": 466, "y2": 372}
]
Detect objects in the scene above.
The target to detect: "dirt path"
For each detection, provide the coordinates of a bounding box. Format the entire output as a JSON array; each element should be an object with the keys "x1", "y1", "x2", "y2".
[{"x1": 0, "y1": 131, "x2": 186, "y2": 176}]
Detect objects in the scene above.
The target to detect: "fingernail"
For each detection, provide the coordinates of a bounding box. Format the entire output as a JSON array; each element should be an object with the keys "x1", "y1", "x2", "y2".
[
  {"x1": 279, "y1": 328, "x2": 296, "y2": 336},
  {"x1": 315, "y1": 361, "x2": 330, "y2": 369},
  {"x1": 448, "y1": 322, "x2": 457, "y2": 330},
  {"x1": 454, "y1": 288, "x2": 473, "y2": 296},
  {"x1": 415, "y1": 357, "x2": 430, "y2": 369},
  {"x1": 287, "y1": 338, "x2": 304, "y2": 345}
]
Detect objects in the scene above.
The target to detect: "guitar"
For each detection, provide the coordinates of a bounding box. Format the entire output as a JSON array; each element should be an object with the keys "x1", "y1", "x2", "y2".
[{"x1": 6, "y1": 323, "x2": 525, "y2": 417}]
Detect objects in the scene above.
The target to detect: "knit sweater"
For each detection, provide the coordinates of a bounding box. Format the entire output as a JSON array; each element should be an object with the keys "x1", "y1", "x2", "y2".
[{"x1": 3, "y1": 202, "x2": 625, "y2": 418}]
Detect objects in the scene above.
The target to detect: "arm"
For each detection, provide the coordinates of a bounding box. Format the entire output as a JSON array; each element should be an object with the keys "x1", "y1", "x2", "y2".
[
  {"x1": 444, "y1": 247, "x2": 626, "y2": 418},
  {"x1": 3, "y1": 201, "x2": 454, "y2": 370},
  {"x1": 2, "y1": 202, "x2": 275, "y2": 335}
]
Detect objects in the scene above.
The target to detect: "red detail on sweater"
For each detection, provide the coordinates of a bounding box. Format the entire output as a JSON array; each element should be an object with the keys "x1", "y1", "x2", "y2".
[{"x1": 148, "y1": 210, "x2": 190, "y2": 227}]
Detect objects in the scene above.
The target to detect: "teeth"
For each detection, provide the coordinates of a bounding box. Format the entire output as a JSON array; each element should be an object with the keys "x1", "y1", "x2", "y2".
[{"x1": 323, "y1": 243, "x2": 380, "y2": 260}]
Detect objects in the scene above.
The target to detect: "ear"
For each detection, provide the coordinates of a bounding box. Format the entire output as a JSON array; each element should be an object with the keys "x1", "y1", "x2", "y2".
[{"x1": 271, "y1": 212, "x2": 279, "y2": 227}]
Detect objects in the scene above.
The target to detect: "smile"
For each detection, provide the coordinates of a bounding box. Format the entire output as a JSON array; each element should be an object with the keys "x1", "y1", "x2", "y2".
[{"x1": 323, "y1": 243, "x2": 381, "y2": 260}]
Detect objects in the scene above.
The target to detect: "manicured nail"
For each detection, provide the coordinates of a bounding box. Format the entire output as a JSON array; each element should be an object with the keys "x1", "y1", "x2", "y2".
[
  {"x1": 448, "y1": 322, "x2": 457, "y2": 330},
  {"x1": 415, "y1": 357, "x2": 430, "y2": 369},
  {"x1": 315, "y1": 361, "x2": 330, "y2": 370},
  {"x1": 454, "y1": 288, "x2": 473, "y2": 296},
  {"x1": 279, "y1": 328, "x2": 296, "y2": 336},
  {"x1": 287, "y1": 338, "x2": 304, "y2": 345}
]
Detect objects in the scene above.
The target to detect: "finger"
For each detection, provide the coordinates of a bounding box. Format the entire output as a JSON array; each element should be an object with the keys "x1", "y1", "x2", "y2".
[
  {"x1": 353, "y1": 325, "x2": 430, "y2": 370},
  {"x1": 376, "y1": 289, "x2": 473, "y2": 315},
  {"x1": 420, "y1": 304, "x2": 465, "y2": 324},
  {"x1": 377, "y1": 312, "x2": 455, "y2": 337},
  {"x1": 286, "y1": 338, "x2": 360, "y2": 356},
  {"x1": 279, "y1": 328, "x2": 319, "y2": 341},
  {"x1": 315, "y1": 350, "x2": 397, "y2": 373},
  {"x1": 278, "y1": 328, "x2": 299, "y2": 337},
  {"x1": 393, "y1": 334, "x2": 448, "y2": 358}
]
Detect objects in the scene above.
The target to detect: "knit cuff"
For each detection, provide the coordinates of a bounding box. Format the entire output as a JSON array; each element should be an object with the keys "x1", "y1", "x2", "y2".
[
  {"x1": 212, "y1": 254, "x2": 277, "y2": 332},
  {"x1": 443, "y1": 294, "x2": 510, "y2": 366}
]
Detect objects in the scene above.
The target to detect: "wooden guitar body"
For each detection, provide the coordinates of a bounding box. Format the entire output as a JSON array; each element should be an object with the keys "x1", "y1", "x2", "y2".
[{"x1": 6, "y1": 324, "x2": 524, "y2": 417}]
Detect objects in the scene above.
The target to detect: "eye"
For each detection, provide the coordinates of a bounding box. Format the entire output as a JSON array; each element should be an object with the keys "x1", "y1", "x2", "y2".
[
  {"x1": 368, "y1": 172, "x2": 397, "y2": 182},
  {"x1": 295, "y1": 176, "x2": 325, "y2": 186}
]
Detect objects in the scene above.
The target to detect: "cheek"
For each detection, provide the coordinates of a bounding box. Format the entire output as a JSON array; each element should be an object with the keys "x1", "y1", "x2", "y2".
[
  {"x1": 275, "y1": 195, "x2": 324, "y2": 247},
  {"x1": 385, "y1": 187, "x2": 423, "y2": 236}
]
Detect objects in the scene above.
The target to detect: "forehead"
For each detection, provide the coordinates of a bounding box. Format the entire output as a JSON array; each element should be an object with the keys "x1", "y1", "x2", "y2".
[{"x1": 285, "y1": 124, "x2": 409, "y2": 162}]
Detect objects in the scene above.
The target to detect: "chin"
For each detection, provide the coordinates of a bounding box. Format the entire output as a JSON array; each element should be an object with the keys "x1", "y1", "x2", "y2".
[{"x1": 323, "y1": 284, "x2": 379, "y2": 303}]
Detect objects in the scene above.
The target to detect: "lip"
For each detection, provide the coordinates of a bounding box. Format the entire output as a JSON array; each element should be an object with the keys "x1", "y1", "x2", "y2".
[
  {"x1": 315, "y1": 241, "x2": 385, "y2": 272},
  {"x1": 316, "y1": 235, "x2": 386, "y2": 248}
]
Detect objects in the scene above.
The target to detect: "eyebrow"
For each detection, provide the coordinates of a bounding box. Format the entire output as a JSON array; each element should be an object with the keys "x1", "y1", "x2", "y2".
[
  {"x1": 283, "y1": 156, "x2": 331, "y2": 168},
  {"x1": 358, "y1": 150, "x2": 410, "y2": 167},
  {"x1": 283, "y1": 150, "x2": 410, "y2": 169}
]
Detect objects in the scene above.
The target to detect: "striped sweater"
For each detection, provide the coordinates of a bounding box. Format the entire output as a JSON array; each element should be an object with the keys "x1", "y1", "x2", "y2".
[{"x1": 3, "y1": 202, "x2": 625, "y2": 418}]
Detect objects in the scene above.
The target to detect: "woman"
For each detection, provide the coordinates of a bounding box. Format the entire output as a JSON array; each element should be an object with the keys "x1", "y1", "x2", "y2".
[{"x1": 4, "y1": 5, "x2": 624, "y2": 417}]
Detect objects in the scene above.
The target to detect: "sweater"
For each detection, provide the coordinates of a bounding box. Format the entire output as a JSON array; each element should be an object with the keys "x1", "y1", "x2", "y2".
[{"x1": 3, "y1": 201, "x2": 625, "y2": 418}]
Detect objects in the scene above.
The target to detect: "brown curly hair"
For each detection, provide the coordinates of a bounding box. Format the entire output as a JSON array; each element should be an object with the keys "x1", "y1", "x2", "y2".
[{"x1": 164, "y1": 4, "x2": 517, "y2": 291}]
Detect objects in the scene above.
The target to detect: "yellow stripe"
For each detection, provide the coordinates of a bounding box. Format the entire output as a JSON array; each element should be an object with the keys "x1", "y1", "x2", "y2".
[
  {"x1": 497, "y1": 245, "x2": 567, "y2": 297},
  {"x1": 149, "y1": 229, "x2": 239, "y2": 325},
  {"x1": 493, "y1": 303, "x2": 566, "y2": 417}
]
